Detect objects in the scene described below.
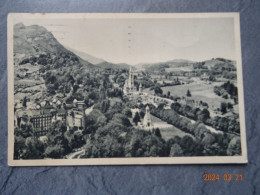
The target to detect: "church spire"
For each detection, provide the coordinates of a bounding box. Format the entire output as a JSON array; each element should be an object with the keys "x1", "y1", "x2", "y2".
[
  {"x1": 128, "y1": 66, "x2": 135, "y2": 90},
  {"x1": 143, "y1": 105, "x2": 152, "y2": 127}
]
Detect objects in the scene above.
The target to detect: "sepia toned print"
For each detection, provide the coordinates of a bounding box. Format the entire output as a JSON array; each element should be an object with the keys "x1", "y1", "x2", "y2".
[{"x1": 8, "y1": 13, "x2": 247, "y2": 166}]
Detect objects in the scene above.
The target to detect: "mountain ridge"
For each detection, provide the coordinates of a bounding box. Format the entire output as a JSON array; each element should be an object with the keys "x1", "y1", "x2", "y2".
[
  {"x1": 13, "y1": 23, "x2": 236, "y2": 73},
  {"x1": 65, "y1": 46, "x2": 105, "y2": 65},
  {"x1": 14, "y1": 23, "x2": 95, "y2": 69}
]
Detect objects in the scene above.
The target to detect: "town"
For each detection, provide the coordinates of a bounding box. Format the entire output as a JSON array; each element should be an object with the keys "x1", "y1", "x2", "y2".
[
  {"x1": 14, "y1": 63, "x2": 241, "y2": 159},
  {"x1": 13, "y1": 23, "x2": 241, "y2": 160}
]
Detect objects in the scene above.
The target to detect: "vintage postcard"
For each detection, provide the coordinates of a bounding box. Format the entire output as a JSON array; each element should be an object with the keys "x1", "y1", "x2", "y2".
[{"x1": 8, "y1": 13, "x2": 247, "y2": 166}]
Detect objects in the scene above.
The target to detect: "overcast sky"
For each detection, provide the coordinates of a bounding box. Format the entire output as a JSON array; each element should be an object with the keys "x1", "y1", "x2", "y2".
[{"x1": 14, "y1": 16, "x2": 236, "y2": 65}]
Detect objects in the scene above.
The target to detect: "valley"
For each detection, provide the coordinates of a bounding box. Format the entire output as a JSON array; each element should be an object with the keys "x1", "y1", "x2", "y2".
[{"x1": 13, "y1": 23, "x2": 241, "y2": 160}]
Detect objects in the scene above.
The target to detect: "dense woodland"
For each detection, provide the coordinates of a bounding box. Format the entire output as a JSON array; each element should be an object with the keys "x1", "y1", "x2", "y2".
[
  {"x1": 170, "y1": 102, "x2": 240, "y2": 134},
  {"x1": 214, "y1": 81, "x2": 238, "y2": 103},
  {"x1": 14, "y1": 67, "x2": 241, "y2": 159}
]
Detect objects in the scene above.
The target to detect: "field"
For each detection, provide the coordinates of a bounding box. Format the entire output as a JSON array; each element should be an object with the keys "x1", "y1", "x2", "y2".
[
  {"x1": 159, "y1": 126, "x2": 194, "y2": 141},
  {"x1": 15, "y1": 79, "x2": 43, "y2": 86},
  {"x1": 15, "y1": 91, "x2": 44, "y2": 101},
  {"x1": 144, "y1": 81, "x2": 234, "y2": 110},
  {"x1": 15, "y1": 63, "x2": 41, "y2": 72},
  {"x1": 151, "y1": 115, "x2": 194, "y2": 141},
  {"x1": 165, "y1": 67, "x2": 192, "y2": 72}
]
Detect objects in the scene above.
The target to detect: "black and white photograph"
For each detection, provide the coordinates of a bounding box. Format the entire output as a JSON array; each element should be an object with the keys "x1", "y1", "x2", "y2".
[{"x1": 8, "y1": 13, "x2": 247, "y2": 166}]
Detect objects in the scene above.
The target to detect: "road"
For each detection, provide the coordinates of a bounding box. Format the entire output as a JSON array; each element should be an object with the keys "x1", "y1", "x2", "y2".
[
  {"x1": 66, "y1": 148, "x2": 85, "y2": 159},
  {"x1": 85, "y1": 105, "x2": 94, "y2": 115}
]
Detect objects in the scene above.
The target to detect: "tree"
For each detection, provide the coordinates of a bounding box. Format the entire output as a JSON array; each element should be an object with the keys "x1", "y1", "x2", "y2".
[
  {"x1": 46, "y1": 83, "x2": 56, "y2": 95},
  {"x1": 209, "y1": 75, "x2": 216, "y2": 81},
  {"x1": 14, "y1": 135, "x2": 26, "y2": 159},
  {"x1": 71, "y1": 131, "x2": 85, "y2": 149},
  {"x1": 223, "y1": 94, "x2": 228, "y2": 99},
  {"x1": 202, "y1": 133, "x2": 216, "y2": 146},
  {"x1": 140, "y1": 110, "x2": 145, "y2": 119},
  {"x1": 123, "y1": 108, "x2": 132, "y2": 118},
  {"x1": 171, "y1": 103, "x2": 181, "y2": 113},
  {"x1": 197, "y1": 109, "x2": 210, "y2": 122},
  {"x1": 192, "y1": 108, "x2": 201, "y2": 120},
  {"x1": 52, "y1": 121, "x2": 67, "y2": 134},
  {"x1": 73, "y1": 84, "x2": 79, "y2": 93},
  {"x1": 227, "y1": 102, "x2": 233, "y2": 109},
  {"x1": 154, "y1": 128, "x2": 162, "y2": 138},
  {"x1": 17, "y1": 124, "x2": 33, "y2": 138},
  {"x1": 112, "y1": 113, "x2": 132, "y2": 127},
  {"x1": 227, "y1": 137, "x2": 241, "y2": 156},
  {"x1": 23, "y1": 137, "x2": 45, "y2": 159},
  {"x1": 186, "y1": 89, "x2": 191, "y2": 97},
  {"x1": 133, "y1": 112, "x2": 141, "y2": 126},
  {"x1": 180, "y1": 136, "x2": 203, "y2": 156},
  {"x1": 45, "y1": 73, "x2": 57, "y2": 84},
  {"x1": 220, "y1": 102, "x2": 227, "y2": 114},
  {"x1": 167, "y1": 91, "x2": 171, "y2": 97},
  {"x1": 158, "y1": 103, "x2": 166, "y2": 110},
  {"x1": 169, "y1": 143, "x2": 183, "y2": 157},
  {"x1": 154, "y1": 84, "x2": 163, "y2": 95},
  {"x1": 22, "y1": 96, "x2": 27, "y2": 107},
  {"x1": 100, "y1": 100, "x2": 110, "y2": 113},
  {"x1": 44, "y1": 145, "x2": 65, "y2": 159}
]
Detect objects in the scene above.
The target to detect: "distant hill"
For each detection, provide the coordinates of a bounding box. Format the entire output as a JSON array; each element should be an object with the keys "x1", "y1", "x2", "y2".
[
  {"x1": 96, "y1": 61, "x2": 130, "y2": 70},
  {"x1": 14, "y1": 23, "x2": 94, "y2": 69},
  {"x1": 135, "y1": 58, "x2": 236, "y2": 73},
  {"x1": 203, "y1": 58, "x2": 236, "y2": 69},
  {"x1": 135, "y1": 59, "x2": 194, "y2": 72},
  {"x1": 13, "y1": 23, "x2": 235, "y2": 73},
  {"x1": 193, "y1": 58, "x2": 236, "y2": 71},
  {"x1": 67, "y1": 48, "x2": 131, "y2": 70},
  {"x1": 65, "y1": 46, "x2": 131, "y2": 70},
  {"x1": 66, "y1": 47, "x2": 105, "y2": 65}
]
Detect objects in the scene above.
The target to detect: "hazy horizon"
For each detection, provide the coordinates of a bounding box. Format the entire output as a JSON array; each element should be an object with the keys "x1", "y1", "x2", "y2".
[{"x1": 14, "y1": 17, "x2": 237, "y2": 65}]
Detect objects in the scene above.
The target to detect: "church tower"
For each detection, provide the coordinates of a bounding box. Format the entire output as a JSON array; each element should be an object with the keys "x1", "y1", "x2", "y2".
[
  {"x1": 128, "y1": 66, "x2": 135, "y2": 91},
  {"x1": 143, "y1": 105, "x2": 153, "y2": 127}
]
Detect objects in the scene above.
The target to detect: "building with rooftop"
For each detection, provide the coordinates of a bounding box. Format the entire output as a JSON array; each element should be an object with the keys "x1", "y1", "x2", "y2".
[
  {"x1": 66, "y1": 100, "x2": 86, "y2": 131},
  {"x1": 14, "y1": 100, "x2": 67, "y2": 136},
  {"x1": 143, "y1": 105, "x2": 153, "y2": 129}
]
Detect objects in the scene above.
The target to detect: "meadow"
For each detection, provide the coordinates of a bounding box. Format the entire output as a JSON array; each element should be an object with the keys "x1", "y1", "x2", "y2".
[
  {"x1": 151, "y1": 115, "x2": 194, "y2": 141},
  {"x1": 144, "y1": 81, "x2": 235, "y2": 110}
]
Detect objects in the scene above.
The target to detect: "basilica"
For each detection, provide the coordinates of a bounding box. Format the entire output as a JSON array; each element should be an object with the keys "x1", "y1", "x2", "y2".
[{"x1": 123, "y1": 66, "x2": 143, "y2": 96}]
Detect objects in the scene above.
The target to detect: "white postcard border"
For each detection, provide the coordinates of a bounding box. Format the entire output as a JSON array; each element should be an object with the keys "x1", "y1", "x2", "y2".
[{"x1": 7, "y1": 13, "x2": 248, "y2": 166}]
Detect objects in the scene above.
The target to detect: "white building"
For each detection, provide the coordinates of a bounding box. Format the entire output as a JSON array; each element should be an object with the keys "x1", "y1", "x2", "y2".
[{"x1": 143, "y1": 105, "x2": 153, "y2": 128}]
